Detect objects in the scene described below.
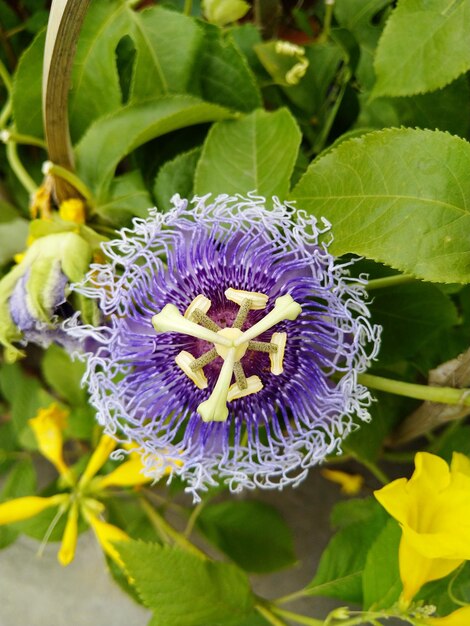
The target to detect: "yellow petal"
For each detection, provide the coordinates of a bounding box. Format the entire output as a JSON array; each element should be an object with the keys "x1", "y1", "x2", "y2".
[
  {"x1": 321, "y1": 468, "x2": 364, "y2": 495},
  {"x1": 79, "y1": 434, "x2": 116, "y2": 488},
  {"x1": 87, "y1": 514, "x2": 130, "y2": 568},
  {"x1": 424, "y1": 606, "x2": 470, "y2": 626},
  {"x1": 93, "y1": 458, "x2": 152, "y2": 489},
  {"x1": 399, "y1": 533, "x2": 462, "y2": 603},
  {"x1": 374, "y1": 477, "x2": 410, "y2": 524},
  {"x1": 451, "y1": 452, "x2": 470, "y2": 478},
  {"x1": 58, "y1": 500, "x2": 79, "y2": 566},
  {"x1": 59, "y1": 198, "x2": 86, "y2": 224},
  {"x1": 29, "y1": 404, "x2": 72, "y2": 482},
  {"x1": 0, "y1": 494, "x2": 68, "y2": 525}
]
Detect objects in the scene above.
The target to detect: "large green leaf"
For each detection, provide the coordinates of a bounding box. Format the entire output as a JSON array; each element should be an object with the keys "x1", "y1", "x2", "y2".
[
  {"x1": 306, "y1": 498, "x2": 387, "y2": 603},
  {"x1": 373, "y1": 0, "x2": 470, "y2": 97},
  {"x1": 118, "y1": 542, "x2": 254, "y2": 626},
  {"x1": 197, "y1": 23, "x2": 262, "y2": 113},
  {"x1": 68, "y1": 1, "x2": 203, "y2": 141},
  {"x1": 197, "y1": 500, "x2": 296, "y2": 573},
  {"x1": 74, "y1": 96, "x2": 232, "y2": 200},
  {"x1": 362, "y1": 518, "x2": 402, "y2": 609},
  {"x1": 291, "y1": 128, "x2": 470, "y2": 283},
  {"x1": 357, "y1": 77, "x2": 470, "y2": 138},
  {"x1": 334, "y1": 0, "x2": 392, "y2": 89},
  {"x1": 41, "y1": 344, "x2": 87, "y2": 407},
  {"x1": 195, "y1": 108, "x2": 301, "y2": 199},
  {"x1": 0, "y1": 202, "x2": 28, "y2": 266},
  {"x1": 369, "y1": 283, "x2": 458, "y2": 365},
  {"x1": 11, "y1": 29, "x2": 45, "y2": 138},
  {"x1": 153, "y1": 148, "x2": 201, "y2": 212}
]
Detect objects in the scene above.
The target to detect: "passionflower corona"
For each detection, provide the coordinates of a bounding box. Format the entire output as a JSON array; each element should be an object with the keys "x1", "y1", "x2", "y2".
[{"x1": 69, "y1": 194, "x2": 381, "y2": 497}]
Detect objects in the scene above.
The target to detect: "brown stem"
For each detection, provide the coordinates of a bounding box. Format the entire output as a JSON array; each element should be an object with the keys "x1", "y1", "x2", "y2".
[
  {"x1": 388, "y1": 348, "x2": 470, "y2": 446},
  {"x1": 42, "y1": 0, "x2": 91, "y2": 202}
]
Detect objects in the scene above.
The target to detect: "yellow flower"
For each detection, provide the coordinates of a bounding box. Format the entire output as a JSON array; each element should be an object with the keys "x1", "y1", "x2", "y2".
[
  {"x1": 374, "y1": 452, "x2": 470, "y2": 604},
  {"x1": 0, "y1": 430, "x2": 154, "y2": 568},
  {"x1": 59, "y1": 198, "x2": 86, "y2": 224},
  {"x1": 0, "y1": 494, "x2": 68, "y2": 525},
  {"x1": 423, "y1": 606, "x2": 470, "y2": 626},
  {"x1": 321, "y1": 468, "x2": 364, "y2": 495},
  {"x1": 58, "y1": 500, "x2": 79, "y2": 566},
  {"x1": 84, "y1": 507, "x2": 130, "y2": 568},
  {"x1": 29, "y1": 403, "x2": 73, "y2": 484},
  {"x1": 78, "y1": 434, "x2": 117, "y2": 488}
]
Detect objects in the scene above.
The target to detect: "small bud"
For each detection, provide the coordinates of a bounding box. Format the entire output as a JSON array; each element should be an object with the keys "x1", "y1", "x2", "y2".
[{"x1": 202, "y1": 0, "x2": 250, "y2": 26}]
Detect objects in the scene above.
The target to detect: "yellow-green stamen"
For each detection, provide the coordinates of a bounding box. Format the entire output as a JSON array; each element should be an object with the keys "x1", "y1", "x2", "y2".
[{"x1": 153, "y1": 291, "x2": 302, "y2": 422}]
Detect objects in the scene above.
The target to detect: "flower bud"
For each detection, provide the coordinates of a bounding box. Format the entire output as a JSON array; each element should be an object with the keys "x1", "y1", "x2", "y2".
[
  {"x1": 202, "y1": 0, "x2": 250, "y2": 26},
  {"x1": 0, "y1": 232, "x2": 92, "y2": 359}
]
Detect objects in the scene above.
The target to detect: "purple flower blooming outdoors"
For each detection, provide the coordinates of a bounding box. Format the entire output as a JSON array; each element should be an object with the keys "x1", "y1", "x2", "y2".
[{"x1": 69, "y1": 193, "x2": 381, "y2": 498}]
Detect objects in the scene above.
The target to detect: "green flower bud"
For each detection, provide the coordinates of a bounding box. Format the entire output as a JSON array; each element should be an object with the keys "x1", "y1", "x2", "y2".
[{"x1": 202, "y1": 0, "x2": 250, "y2": 26}]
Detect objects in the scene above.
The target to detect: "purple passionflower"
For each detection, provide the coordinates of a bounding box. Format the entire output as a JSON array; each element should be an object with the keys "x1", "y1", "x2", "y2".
[{"x1": 69, "y1": 194, "x2": 381, "y2": 497}]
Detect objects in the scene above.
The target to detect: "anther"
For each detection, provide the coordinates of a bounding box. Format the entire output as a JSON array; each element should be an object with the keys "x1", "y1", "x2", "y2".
[
  {"x1": 190, "y1": 308, "x2": 221, "y2": 332},
  {"x1": 269, "y1": 332, "x2": 287, "y2": 375},
  {"x1": 175, "y1": 351, "x2": 208, "y2": 389},
  {"x1": 233, "y1": 361, "x2": 247, "y2": 390},
  {"x1": 184, "y1": 294, "x2": 211, "y2": 319},
  {"x1": 152, "y1": 304, "x2": 231, "y2": 347},
  {"x1": 248, "y1": 340, "x2": 278, "y2": 354},
  {"x1": 235, "y1": 295, "x2": 301, "y2": 346},
  {"x1": 225, "y1": 288, "x2": 268, "y2": 310},
  {"x1": 190, "y1": 348, "x2": 218, "y2": 371},
  {"x1": 227, "y1": 376, "x2": 263, "y2": 402}
]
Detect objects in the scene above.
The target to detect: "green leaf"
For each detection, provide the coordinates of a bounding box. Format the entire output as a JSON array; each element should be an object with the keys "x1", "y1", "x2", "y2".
[
  {"x1": 197, "y1": 23, "x2": 262, "y2": 113},
  {"x1": 154, "y1": 148, "x2": 201, "y2": 212},
  {"x1": 370, "y1": 283, "x2": 458, "y2": 365},
  {"x1": 362, "y1": 518, "x2": 402, "y2": 609},
  {"x1": 197, "y1": 500, "x2": 296, "y2": 573},
  {"x1": 344, "y1": 391, "x2": 409, "y2": 462},
  {"x1": 306, "y1": 498, "x2": 387, "y2": 603},
  {"x1": 118, "y1": 542, "x2": 254, "y2": 626},
  {"x1": 75, "y1": 96, "x2": 232, "y2": 201},
  {"x1": 1, "y1": 459, "x2": 36, "y2": 500},
  {"x1": 195, "y1": 108, "x2": 301, "y2": 199},
  {"x1": 357, "y1": 77, "x2": 470, "y2": 138},
  {"x1": 334, "y1": 0, "x2": 391, "y2": 89},
  {"x1": 0, "y1": 458, "x2": 37, "y2": 548},
  {"x1": 291, "y1": 128, "x2": 470, "y2": 283},
  {"x1": 41, "y1": 344, "x2": 87, "y2": 407},
  {"x1": 373, "y1": 0, "x2": 470, "y2": 97},
  {"x1": 69, "y1": 1, "x2": 203, "y2": 141},
  {"x1": 11, "y1": 29, "x2": 45, "y2": 138},
  {"x1": 0, "y1": 363, "x2": 54, "y2": 443},
  {"x1": 0, "y1": 202, "x2": 28, "y2": 266},
  {"x1": 94, "y1": 170, "x2": 153, "y2": 225}
]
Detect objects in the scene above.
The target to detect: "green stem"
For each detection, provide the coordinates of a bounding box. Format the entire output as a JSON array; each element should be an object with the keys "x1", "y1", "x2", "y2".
[
  {"x1": 184, "y1": 501, "x2": 204, "y2": 538},
  {"x1": 43, "y1": 161, "x2": 93, "y2": 202},
  {"x1": 183, "y1": 0, "x2": 193, "y2": 15},
  {"x1": 270, "y1": 606, "x2": 324, "y2": 626},
  {"x1": 6, "y1": 140, "x2": 37, "y2": 194},
  {"x1": 2, "y1": 129, "x2": 47, "y2": 149},
  {"x1": 275, "y1": 588, "x2": 310, "y2": 606},
  {"x1": 256, "y1": 604, "x2": 288, "y2": 626},
  {"x1": 0, "y1": 99, "x2": 12, "y2": 129},
  {"x1": 140, "y1": 497, "x2": 206, "y2": 559},
  {"x1": 358, "y1": 373, "x2": 470, "y2": 407},
  {"x1": 0, "y1": 57, "x2": 12, "y2": 92},
  {"x1": 366, "y1": 274, "x2": 415, "y2": 290},
  {"x1": 357, "y1": 457, "x2": 389, "y2": 485},
  {"x1": 318, "y1": 0, "x2": 335, "y2": 43}
]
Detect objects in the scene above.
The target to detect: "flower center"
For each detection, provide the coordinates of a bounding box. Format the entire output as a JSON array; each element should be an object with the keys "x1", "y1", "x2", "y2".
[{"x1": 151, "y1": 288, "x2": 302, "y2": 423}]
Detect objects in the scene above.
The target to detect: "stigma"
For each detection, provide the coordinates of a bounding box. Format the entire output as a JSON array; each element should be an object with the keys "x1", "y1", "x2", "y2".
[{"x1": 152, "y1": 289, "x2": 301, "y2": 423}]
